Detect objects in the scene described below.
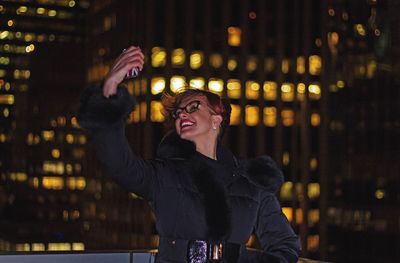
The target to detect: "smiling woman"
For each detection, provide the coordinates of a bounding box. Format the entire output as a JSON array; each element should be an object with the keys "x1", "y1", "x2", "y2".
[{"x1": 77, "y1": 46, "x2": 300, "y2": 263}]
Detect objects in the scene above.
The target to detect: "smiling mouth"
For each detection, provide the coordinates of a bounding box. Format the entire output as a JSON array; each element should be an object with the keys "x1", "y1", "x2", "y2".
[{"x1": 181, "y1": 121, "x2": 194, "y2": 129}]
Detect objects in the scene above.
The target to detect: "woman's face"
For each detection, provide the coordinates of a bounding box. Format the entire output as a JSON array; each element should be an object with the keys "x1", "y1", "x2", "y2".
[{"x1": 174, "y1": 94, "x2": 219, "y2": 143}]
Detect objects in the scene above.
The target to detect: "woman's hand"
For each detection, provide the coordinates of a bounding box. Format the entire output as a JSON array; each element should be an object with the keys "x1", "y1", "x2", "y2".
[{"x1": 103, "y1": 46, "x2": 144, "y2": 98}]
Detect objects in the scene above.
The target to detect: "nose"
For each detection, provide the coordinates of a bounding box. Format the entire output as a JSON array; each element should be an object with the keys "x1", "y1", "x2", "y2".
[{"x1": 178, "y1": 111, "x2": 188, "y2": 119}]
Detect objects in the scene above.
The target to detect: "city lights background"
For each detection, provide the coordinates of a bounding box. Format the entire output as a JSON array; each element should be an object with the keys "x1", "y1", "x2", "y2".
[{"x1": 0, "y1": 0, "x2": 399, "y2": 262}]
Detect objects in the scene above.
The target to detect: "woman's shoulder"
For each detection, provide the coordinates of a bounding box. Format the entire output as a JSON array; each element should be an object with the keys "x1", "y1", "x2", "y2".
[{"x1": 236, "y1": 155, "x2": 284, "y2": 194}]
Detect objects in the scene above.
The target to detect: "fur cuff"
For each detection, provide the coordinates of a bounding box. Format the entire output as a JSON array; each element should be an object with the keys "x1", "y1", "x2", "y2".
[
  {"x1": 77, "y1": 83, "x2": 136, "y2": 131},
  {"x1": 242, "y1": 155, "x2": 284, "y2": 193}
]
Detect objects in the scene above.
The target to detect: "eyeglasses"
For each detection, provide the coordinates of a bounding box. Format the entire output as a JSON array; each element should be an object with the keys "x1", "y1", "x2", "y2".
[{"x1": 172, "y1": 100, "x2": 201, "y2": 119}]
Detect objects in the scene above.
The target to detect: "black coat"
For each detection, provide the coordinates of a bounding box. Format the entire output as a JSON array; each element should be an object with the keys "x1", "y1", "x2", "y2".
[{"x1": 78, "y1": 85, "x2": 301, "y2": 263}]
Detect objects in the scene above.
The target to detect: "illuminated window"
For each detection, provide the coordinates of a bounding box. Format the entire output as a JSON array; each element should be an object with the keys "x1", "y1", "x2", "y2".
[
  {"x1": 308, "y1": 235, "x2": 319, "y2": 252},
  {"x1": 281, "y1": 83, "x2": 295, "y2": 102},
  {"x1": 43, "y1": 161, "x2": 65, "y2": 174},
  {"x1": 245, "y1": 81, "x2": 259, "y2": 99},
  {"x1": 246, "y1": 56, "x2": 257, "y2": 73},
  {"x1": 42, "y1": 176, "x2": 64, "y2": 190},
  {"x1": 227, "y1": 27, "x2": 241, "y2": 46},
  {"x1": 311, "y1": 113, "x2": 320, "y2": 126},
  {"x1": 263, "y1": 81, "x2": 277, "y2": 101},
  {"x1": 74, "y1": 163, "x2": 82, "y2": 173},
  {"x1": 140, "y1": 102, "x2": 147, "y2": 121},
  {"x1": 36, "y1": 7, "x2": 45, "y2": 15},
  {"x1": 309, "y1": 55, "x2": 322, "y2": 75},
  {"x1": 151, "y1": 47, "x2": 166, "y2": 67},
  {"x1": 189, "y1": 78, "x2": 205, "y2": 89},
  {"x1": 355, "y1": 24, "x2": 366, "y2": 36},
  {"x1": 66, "y1": 164, "x2": 73, "y2": 175},
  {"x1": 42, "y1": 130, "x2": 54, "y2": 141},
  {"x1": 48, "y1": 243, "x2": 71, "y2": 251},
  {"x1": 281, "y1": 109, "x2": 294, "y2": 126},
  {"x1": 171, "y1": 48, "x2": 185, "y2": 67},
  {"x1": 297, "y1": 83, "x2": 306, "y2": 101},
  {"x1": 151, "y1": 101, "x2": 165, "y2": 122},
  {"x1": 308, "y1": 183, "x2": 320, "y2": 199},
  {"x1": 227, "y1": 79, "x2": 241, "y2": 99},
  {"x1": 227, "y1": 57, "x2": 237, "y2": 71},
  {"x1": 72, "y1": 243, "x2": 85, "y2": 251},
  {"x1": 66, "y1": 134, "x2": 74, "y2": 144},
  {"x1": 69, "y1": 1, "x2": 76, "y2": 8},
  {"x1": 31, "y1": 243, "x2": 45, "y2": 251},
  {"x1": 67, "y1": 177, "x2": 86, "y2": 190},
  {"x1": 0, "y1": 56, "x2": 10, "y2": 65},
  {"x1": 170, "y1": 76, "x2": 186, "y2": 93},
  {"x1": 264, "y1": 58, "x2": 275, "y2": 73},
  {"x1": 263, "y1": 107, "x2": 276, "y2": 127},
  {"x1": 281, "y1": 58, "x2": 289, "y2": 74},
  {"x1": 367, "y1": 60, "x2": 377, "y2": 79},
  {"x1": 282, "y1": 207, "x2": 293, "y2": 222},
  {"x1": 308, "y1": 84, "x2": 321, "y2": 100},
  {"x1": 51, "y1": 148, "x2": 60, "y2": 159},
  {"x1": 151, "y1": 77, "x2": 165, "y2": 95},
  {"x1": 130, "y1": 106, "x2": 140, "y2": 123},
  {"x1": 280, "y1": 181, "x2": 293, "y2": 201},
  {"x1": 310, "y1": 157, "x2": 318, "y2": 171},
  {"x1": 208, "y1": 78, "x2": 223, "y2": 93},
  {"x1": 296, "y1": 208, "x2": 303, "y2": 224},
  {"x1": 375, "y1": 189, "x2": 385, "y2": 199},
  {"x1": 16, "y1": 6, "x2": 28, "y2": 14},
  {"x1": 297, "y1": 56, "x2": 305, "y2": 74},
  {"x1": 16, "y1": 243, "x2": 30, "y2": 252},
  {"x1": 32, "y1": 177, "x2": 39, "y2": 188},
  {"x1": 282, "y1": 152, "x2": 290, "y2": 166},
  {"x1": 79, "y1": 135, "x2": 86, "y2": 144},
  {"x1": 230, "y1": 104, "x2": 241, "y2": 125},
  {"x1": 190, "y1": 51, "x2": 203, "y2": 69},
  {"x1": 210, "y1": 53, "x2": 223, "y2": 68},
  {"x1": 0, "y1": 94, "x2": 14, "y2": 104},
  {"x1": 57, "y1": 116, "x2": 66, "y2": 126},
  {"x1": 245, "y1": 106, "x2": 259, "y2": 126},
  {"x1": 48, "y1": 10, "x2": 57, "y2": 17},
  {"x1": 26, "y1": 44, "x2": 35, "y2": 53}
]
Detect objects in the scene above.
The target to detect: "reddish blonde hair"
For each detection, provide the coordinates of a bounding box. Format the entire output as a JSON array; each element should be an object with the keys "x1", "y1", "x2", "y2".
[{"x1": 161, "y1": 87, "x2": 231, "y2": 140}]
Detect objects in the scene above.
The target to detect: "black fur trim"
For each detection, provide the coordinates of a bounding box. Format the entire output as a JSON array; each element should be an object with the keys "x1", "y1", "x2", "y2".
[
  {"x1": 191, "y1": 161, "x2": 231, "y2": 240},
  {"x1": 156, "y1": 131, "x2": 196, "y2": 160},
  {"x1": 77, "y1": 83, "x2": 136, "y2": 131},
  {"x1": 240, "y1": 155, "x2": 284, "y2": 193}
]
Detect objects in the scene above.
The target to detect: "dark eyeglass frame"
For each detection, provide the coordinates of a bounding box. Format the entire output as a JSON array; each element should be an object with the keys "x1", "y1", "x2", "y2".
[{"x1": 172, "y1": 100, "x2": 202, "y2": 119}]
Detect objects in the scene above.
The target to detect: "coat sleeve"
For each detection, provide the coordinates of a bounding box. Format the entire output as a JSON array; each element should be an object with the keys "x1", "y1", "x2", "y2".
[
  {"x1": 77, "y1": 83, "x2": 161, "y2": 201},
  {"x1": 254, "y1": 192, "x2": 301, "y2": 263}
]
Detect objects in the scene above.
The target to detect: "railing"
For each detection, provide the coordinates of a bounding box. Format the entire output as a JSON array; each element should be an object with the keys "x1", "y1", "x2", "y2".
[{"x1": 0, "y1": 251, "x2": 326, "y2": 263}]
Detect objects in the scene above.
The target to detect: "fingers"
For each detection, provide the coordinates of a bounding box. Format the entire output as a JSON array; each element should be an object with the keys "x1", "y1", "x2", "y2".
[{"x1": 103, "y1": 46, "x2": 144, "y2": 98}]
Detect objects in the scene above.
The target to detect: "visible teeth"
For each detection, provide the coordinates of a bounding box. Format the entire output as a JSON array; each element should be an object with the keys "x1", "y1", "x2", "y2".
[{"x1": 181, "y1": 121, "x2": 194, "y2": 127}]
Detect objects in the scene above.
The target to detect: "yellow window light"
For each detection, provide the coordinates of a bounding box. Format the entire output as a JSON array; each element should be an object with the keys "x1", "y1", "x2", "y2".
[
  {"x1": 310, "y1": 157, "x2": 318, "y2": 171},
  {"x1": 309, "y1": 55, "x2": 322, "y2": 75},
  {"x1": 210, "y1": 53, "x2": 223, "y2": 68},
  {"x1": 227, "y1": 79, "x2": 241, "y2": 99},
  {"x1": 263, "y1": 81, "x2": 277, "y2": 101},
  {"x1": 246, "y1": 56, "x2": 257, "y2": 73},
  {"x1": 297, "y1": 83, "x2": 306, "y2": 101},
  {"x1": 355, "y1": 24, "x2": 366, "y2": 36},
  {"x1": 48, "y1": 243, "x2": 71, "y2": 251},
  {"x1": 151, "y1": 47, "x2": 166, "y2": 67},
  {"x1": 150, "y1": 101, "x2": 165, "y2": 122},
  {"x1": 36, "y1": 8, "x2": 45, "y2": 15},
  {"x1": 31, "y1": 243, "x2": 45, "y2": 251},
  {"x1": 227, "y1": 27, "x2": 241, "y2": 46},
  {"x1": 190, "y1": 51, "x2": 203, "y2": 69},
  {"x1": 230, "y1": 104, "x2": 241, "y2": 125},
  {"x1": 171, "y1": 48, "x2": 185, "y2": 67},
  {"x1": 140, "y1": 101, "x2": 147, "y2": 121},
  {"x1": 51, "y1": 148, "x2": 61, "y2": 159},
  {"x1": 170, "y1": 76, "x2": 186, "y2": 93},
  {"x1": 42, "y1": 130, "x2": 54, "y2": 141},
  {"x1": 311, "y1": 113, "x2": 320, "y2": 126},
  {"x1": 151, "y1": 77, "x2": 166, "y2": 95},
  {"x1": 208, "y1": 79, "x2": 223, "y2": 93},
  {"x1": 263, "y1": 107, "x2": 277, "y2": 127},
  {"x1": 189, "y1": 78, "x2": 205, "y2": 89},
  {"x1": 66, "y1": 134, "x2": 74, "y2": 144},
  {"x1": 297, "y1": 56, "x2": 305, "y2": 74},
  {"x1": 308, "y1": 84, "x2": 321, "y2": 100},
  {"x1": 0, "y1": 94, "x2": 14, "y2": 104},
  {"x1": 245, "y1": 106, "x2": 259, "y2": 126},
  {"x1": 282, "y1": 152, "x2": 290, "y2": 166},
  {"x1": 281, "y1": 83, "x2": 295, "y2": 102},
  {"x1": 42, "y1": 176, "x2": 64, "y2": 190},
  {"x1": 282, "y1": 207, "x2": 293, "y2": 222},
  {"x1": 69, "y1": 1, "x2": 76, "y2": 8},
  {"x1": 308, "y1": 183, "x2": 320, "y2": 199},
  {"x1": 48, "y1": 10, "x2": 57, "y2": 17},
  {"x1": 72, "y1": 243, "x2": 85, "y2": 251},
  {"x1": 281, "y1": 58, "x2": 289, "y2": 74},
  {"x1": 280, "y1": 181, "x2": 293, "y2": 201},
  {"x1": 227, "y1": 57, "x2": 237, "y2": 71},
  {"x1": 245, "y1": 81, "x2": 259, "y2": 99},
  {"x1": 281, "y1": 109, "x2": 295, "y2": 126}
]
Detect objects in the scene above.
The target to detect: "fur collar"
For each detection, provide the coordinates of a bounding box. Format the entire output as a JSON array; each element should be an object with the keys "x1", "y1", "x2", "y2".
[{"x1": 157, "y1": 131, "x2": 284, "y2": 193}]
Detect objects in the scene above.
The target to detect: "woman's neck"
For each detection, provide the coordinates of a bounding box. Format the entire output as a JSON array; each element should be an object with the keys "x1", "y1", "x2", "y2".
[{"x1": 195, "y1": 139, "x2": 218, "y2": 160}]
